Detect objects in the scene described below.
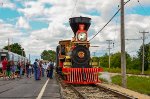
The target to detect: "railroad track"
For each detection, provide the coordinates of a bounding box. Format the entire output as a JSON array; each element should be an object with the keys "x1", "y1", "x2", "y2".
[
  {"x1": 63, "y1": 84, "x2": 136, "y2": 99},
  {"x1": 70, "y1": 84, "x2": 137, "y2": 99},
  {"x1": 56, "y1": 74, "x2": 136, "y2": 99}
]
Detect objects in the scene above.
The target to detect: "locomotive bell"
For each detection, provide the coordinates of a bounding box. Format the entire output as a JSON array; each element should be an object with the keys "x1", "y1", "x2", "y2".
[{"x1": 69, "y1": 16, "x2": 91, "y2": 36}]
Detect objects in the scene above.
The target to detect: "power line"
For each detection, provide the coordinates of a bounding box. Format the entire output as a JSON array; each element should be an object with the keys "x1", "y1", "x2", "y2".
[
  {"x1": 89, "y1": 9, "x2": 120, "y2": 41},
  {"x1": 113, "y1": 16, "x2": 119, "y2": 44},
  {"x1": 125, "y1": 31, "x2": 149, "y2": 74},
  {"x1": 126, "y1": 38, "x2": 142, "y2": 40},
  {"x1": 89, "y1": 0, "x2": 130, "y2": 41},
  {"x1": 137, "y1": 0, "x2": 149, "y2": 15},
  {"x1": 128, "y1": 50, "x2": 137, "y2": 53}
]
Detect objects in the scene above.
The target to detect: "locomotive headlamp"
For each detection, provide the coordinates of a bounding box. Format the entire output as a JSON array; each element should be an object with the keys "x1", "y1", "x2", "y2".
[{"x1": 77, "y1": 32, "x2": 86, "y2": 41}]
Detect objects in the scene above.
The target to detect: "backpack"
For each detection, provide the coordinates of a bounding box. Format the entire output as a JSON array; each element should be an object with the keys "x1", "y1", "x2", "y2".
[
  {"x1": 50, "y1": 63, "x2": 54, "y2": 70},
  {"x1": 34, "y1": 62, "x2": 38, "y2": 68}
]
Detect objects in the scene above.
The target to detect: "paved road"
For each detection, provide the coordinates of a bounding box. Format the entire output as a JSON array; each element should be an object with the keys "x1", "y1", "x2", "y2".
[{"x1": 0, "y1": 75, "x2": 61, "y2": 99}]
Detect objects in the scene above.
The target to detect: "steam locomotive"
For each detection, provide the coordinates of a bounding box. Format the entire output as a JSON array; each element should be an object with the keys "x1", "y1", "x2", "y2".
[{"x1": 56, "y1": 17, "x2": 103, "y2": 84}]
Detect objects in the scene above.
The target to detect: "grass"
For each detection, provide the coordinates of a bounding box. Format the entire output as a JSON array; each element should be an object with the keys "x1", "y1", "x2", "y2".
[
  {"x1": 111, "y1": 75, "x2": 150, "y2": 95},
  {"x1": 103, "y1": 67, "x2": 150, "y2": 75},
  {"x1": 144, "y1": 70, "x2": 150, "y2": 75}
]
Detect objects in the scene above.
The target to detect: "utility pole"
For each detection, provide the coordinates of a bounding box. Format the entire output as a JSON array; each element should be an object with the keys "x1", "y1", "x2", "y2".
[
  {"x1": 93, "y1": 52, "x2": 96, "y2": 57},
  {"x1": 21, "y1": 48, "x2": 24, "y2": 56},
  {"x1": 29, "y1": 54, "x2": 31, "y2": 63},
  {"x1": 106, "y1": 40, "x2": 112, "y2": 69},
  {"x1": 8, "y1": 38, "x2": 10, "y2": 52},
  {"x1": 121, "y1": 0, "x2": 126, "y2": 88},
  {"x1": 139, "y1": 31, "x2": 149, "y2": 74},
  {"x1": 11, "y1": 38, "x2": 13, "y2": 44}
]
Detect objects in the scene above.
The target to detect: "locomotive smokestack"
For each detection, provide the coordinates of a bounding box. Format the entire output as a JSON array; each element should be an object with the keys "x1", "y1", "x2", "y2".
[{"x1": 69, "y1": 16, "x2": 91, "y2": 36}]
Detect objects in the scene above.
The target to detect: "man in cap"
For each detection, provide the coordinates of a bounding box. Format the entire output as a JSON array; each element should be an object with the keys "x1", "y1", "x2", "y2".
[{"x1": 33, "y1": 59, "x2": 39, "y2": 80}]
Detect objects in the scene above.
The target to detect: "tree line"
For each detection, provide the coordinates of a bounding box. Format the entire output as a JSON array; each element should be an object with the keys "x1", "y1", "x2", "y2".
[
  {"x1": 3, "y1": 43, "x2": 26, "y2": 57},
  {"x1": 3, "y1": 43, "x2": 56, "y2": 61},
  {"x1": 3, "y1": 42, "x2": 149, "y2": 71},
  {"x1": 41, "y1": 50, "x2": 56, "y2": 61},
  {"x1": 92, "y1": 43, "x2": 150, "y2": 71}
]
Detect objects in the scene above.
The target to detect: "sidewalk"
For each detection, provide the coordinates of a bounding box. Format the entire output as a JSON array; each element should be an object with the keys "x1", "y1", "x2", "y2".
[
  {"x1": 41, "y1": 75, "x2": 61, "y2": 99},
  {"x1": 0, "y1": 73, "x2": 61, "y2": 99}
]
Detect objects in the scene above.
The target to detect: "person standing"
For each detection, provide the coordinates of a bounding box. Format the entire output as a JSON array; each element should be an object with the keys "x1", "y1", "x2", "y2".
[
  {"x1": 47, "y1": 63, "x2": 51, "y2": 78},
  {"x1": 28, "y1": 63, "x2": 32, "y2": 78},
  {"x1": 49, "y1": 62, "x2": 54, "y2": 79},
  {"x1": 33, "y1": 59, "x2": 38, "y2": 80},
  {"x1": 19, "y1": 61, "x2": 23, "y2": 78},
  {"x1": 37, "y1": 61, "x2": 42, "y2": 80},
  {"x1": 16, "y1": 62, "x2": 20, "y2": 78},
  {"x1": 21, "y1": 61, "x2": 25, "y2": 76},
  {"x1": 2, "y1": 57, "x2": 8, "y2": 80},
  {"x1": 26, "y1": 62, "x2": 30, "y2": 78},
  {"x1": 41, "y1": 62, "x2": 45, "y2": 77},
  {"x1": 11, "y1": 61, "x2": 16, "y2": 79},
  {"x1": 6, "y1": 61, "x2": 12, "y2": 80}
]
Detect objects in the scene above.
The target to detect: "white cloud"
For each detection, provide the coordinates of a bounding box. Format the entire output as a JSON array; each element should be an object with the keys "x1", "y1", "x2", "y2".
[
  {"x1": 0, "y1": 21, "x2": 22, "y2": 48},
  {"x1": 2, "y1": 0, "x2": 150, "y2": 58},
  {"x1": 21, "y1": 21, "x2": 73, "y2": 55},
  {"x1": 16, "y1": 16, "x2": 30, "y2": 29},
  {"x1": 18, "y1": 1, "x2": 45, "y2": 18},
  {"x1": 88, "y1": 13, "x2": 150, "y2": 56},
  {"x1": 20, "y1": 0, "x2": 150, "y2": 56},
  {"x1": 0, "y1": 0, "x2": 16, "y2": 9}
]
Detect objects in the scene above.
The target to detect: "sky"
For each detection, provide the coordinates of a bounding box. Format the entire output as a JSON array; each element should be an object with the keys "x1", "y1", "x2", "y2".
[{"x1": 0, "y1": 0, "x2": 150, "y2": 63}]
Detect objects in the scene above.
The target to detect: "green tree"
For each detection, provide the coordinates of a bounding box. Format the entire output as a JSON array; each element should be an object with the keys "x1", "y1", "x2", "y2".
[
  {"x1": 129, "y1": 57, "x2": 140, "y2": 70},
  {"x1": 138, "y1": 43, "x2": 150, "y2": 71},
  {"x1": 148, "y1": 47, "x2": 150, "y2": 69},
  {"x1": 100, "y1": 53, "x2": 109, "y2": 67},
  {"x1": 111, "y1": 52, "x2": 132, "y2": 69},
  {"x1": 41, "y1": 50, "x2": 56, "y2": 61},
  {"x1": 3, "y1": 43, "x2": 26, "y2": 57},
  {"x1": 92, "y1": 57, "x2": 99, "y2": 62},
  {"x1": 91, "y1": 56, "x2": 100, "y2": 66},
  {"x1": 100, "y1": 52, "x2": 132, "y2": 69},
  {"x1": 126, "y1": 53, "x2": 132, "y2": 69},
  {"x1": 110, "y1": 52, "x2": 121, "y2": 68}
]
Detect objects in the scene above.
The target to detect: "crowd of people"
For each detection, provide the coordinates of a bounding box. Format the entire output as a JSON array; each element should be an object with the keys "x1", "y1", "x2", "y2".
[
  {"x1": 1, "y1": 57, "x2": 33, "y2": 80},
  {"x1": 33, "y1": 59, "x2": 54, "y2": 80},
  {"x1": 1, "y1": 57, "x2": 54, "y2": 81}
]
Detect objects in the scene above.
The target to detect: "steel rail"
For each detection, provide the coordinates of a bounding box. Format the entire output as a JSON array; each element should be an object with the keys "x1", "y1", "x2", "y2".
[
  {"x1": 69, "y1": 85, "x2": 88, "y2": 99},
  {"x1": 96, "y1": 84, "x2": 137, "y2": 99}
]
